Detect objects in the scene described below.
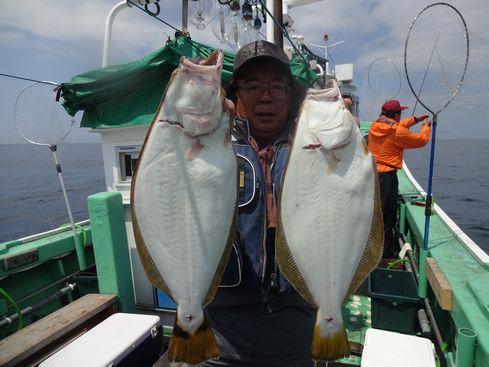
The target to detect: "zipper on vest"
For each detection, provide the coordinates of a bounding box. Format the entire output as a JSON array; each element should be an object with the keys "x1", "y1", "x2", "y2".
[
  {"x1": 270, "y1": 269, "x2": 277, "y2": 288},
  {"x1": 260, "y1": 187, "x2": 268, "y2": 283}
]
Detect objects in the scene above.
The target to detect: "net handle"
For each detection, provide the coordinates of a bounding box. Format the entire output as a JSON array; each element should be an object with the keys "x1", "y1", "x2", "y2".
[{"x1": 404, "y1": 2, "x2": 470, "y2": 116}]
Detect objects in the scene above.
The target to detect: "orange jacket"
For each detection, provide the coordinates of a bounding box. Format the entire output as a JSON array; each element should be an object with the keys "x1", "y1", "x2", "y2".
[{"x1": 368, "y1": 115, "x2": 431, "y2": 173}]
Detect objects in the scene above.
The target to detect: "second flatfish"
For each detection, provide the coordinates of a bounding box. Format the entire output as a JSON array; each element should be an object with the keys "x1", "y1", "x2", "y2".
[{"x1": 276, "y1": 80, "x2": 383, "y2": 361}]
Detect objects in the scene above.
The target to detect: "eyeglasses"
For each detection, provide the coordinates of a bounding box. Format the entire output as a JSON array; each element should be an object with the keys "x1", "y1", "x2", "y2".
[{"x1": 237, "y1": 81, "x2": 289, "y2": 100}]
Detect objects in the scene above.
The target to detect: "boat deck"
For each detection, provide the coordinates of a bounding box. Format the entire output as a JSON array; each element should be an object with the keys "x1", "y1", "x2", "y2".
[
  {"x1": 150, "y1": 294, "x2": 371, "y2": 366},
  {"x1": 340, "y1": 295, "x2": 371, "y2": 365}
]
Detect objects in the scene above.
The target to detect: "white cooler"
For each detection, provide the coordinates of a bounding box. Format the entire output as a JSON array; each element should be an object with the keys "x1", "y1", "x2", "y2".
[
  {"x1": 40, "y1": 313, "x2": 163, "y2": 367},
  {"x1": 361, "y1": 328, "x2": 436, "y2": 367}
]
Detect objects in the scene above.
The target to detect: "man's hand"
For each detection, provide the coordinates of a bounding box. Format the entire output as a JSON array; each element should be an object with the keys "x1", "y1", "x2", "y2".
[
  {"x1": 224, "y1": 98, "x2": 236, "y2": 118},
  {"x1": 422, "y1": 118, "x2": 432, "y2": 127}
]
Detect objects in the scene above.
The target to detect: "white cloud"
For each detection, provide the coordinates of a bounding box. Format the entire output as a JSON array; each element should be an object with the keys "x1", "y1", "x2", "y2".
[
  {"x1": 1, "y1": 1, "x2": 104, "y2": 42},
  {"x1": 1, "y1": 0, "x2": 489, "y2": 143}
]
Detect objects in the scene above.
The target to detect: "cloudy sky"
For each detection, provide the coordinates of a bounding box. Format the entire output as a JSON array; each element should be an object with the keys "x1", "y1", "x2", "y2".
[{"x1": 1, "y1": 0, "x2": 488, "y2": 144}]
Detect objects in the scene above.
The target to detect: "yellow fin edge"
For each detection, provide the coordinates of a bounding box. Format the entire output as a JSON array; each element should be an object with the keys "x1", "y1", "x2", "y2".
[
  {"x1": 346, "y1": 157, "x2": 384, "y2": 298},
  {"x1": 168, "y1": 316, "x2": 219, "y2": 364},
  {"x1": 275, "y1": 211, "x2": 317, "y2": 307},
  {"x1": 311, "y1": 323, "x2": 349, "y2": 361}
]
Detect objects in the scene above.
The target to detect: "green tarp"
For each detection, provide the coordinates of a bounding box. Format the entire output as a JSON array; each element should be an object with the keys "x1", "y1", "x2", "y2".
[{"x1": 61, "y1": 37, "x2": 318, "y2": 129}]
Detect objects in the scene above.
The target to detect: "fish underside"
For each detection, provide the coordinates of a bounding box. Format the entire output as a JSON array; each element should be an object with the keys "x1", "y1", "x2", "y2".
[
  {"x1": 276, "y1": 80, "x2": 383, "y2": 361},
  {"x1": 130, "y1": 50, "x2": 238, "y2": 365}
]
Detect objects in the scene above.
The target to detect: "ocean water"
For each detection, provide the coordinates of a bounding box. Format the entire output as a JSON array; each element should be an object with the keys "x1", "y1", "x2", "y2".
[
  {"x1": 404, "y1": 138, "x2": 489, "y2": 254},
  {"x1": 1, "y1": 141, "x2": 488, "y2": 254},
  {"x1": 0, "y1": 143, "x2": 106, "y2": 242}
]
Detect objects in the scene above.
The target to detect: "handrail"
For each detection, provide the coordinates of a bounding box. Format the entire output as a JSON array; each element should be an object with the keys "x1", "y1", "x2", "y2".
[
  {"x1": 102, "y1": 0, "x2": 130, "y2": 67},
  {"x1": 16, "y1": 219, "x2": 90, "y2": 245}
]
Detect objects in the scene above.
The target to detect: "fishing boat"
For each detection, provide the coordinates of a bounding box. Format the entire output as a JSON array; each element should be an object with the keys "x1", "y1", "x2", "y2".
[{"x1": 1, "y1": 1, "x2": 488, "y2": 366}]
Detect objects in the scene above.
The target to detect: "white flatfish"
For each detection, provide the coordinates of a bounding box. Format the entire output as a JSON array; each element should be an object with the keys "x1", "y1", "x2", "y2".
[
  {"x1": 276, "y1": 80, "x2": 383, "y2": 361},
  {"x1": 131, "y1": 50, "x2": 237, "y2": 364}
]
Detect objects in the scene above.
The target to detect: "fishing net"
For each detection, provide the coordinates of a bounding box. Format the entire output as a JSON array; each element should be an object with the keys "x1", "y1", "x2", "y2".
[
  {"x1": 367, "y1": 57, "x2": 402, "y2": 103},
  {"x1": 357, "y1": 56, "x2": 404, "y2": 122},
  {"x1": 13, "y1": 81, "x2": 78, "y2": 234},
  {"x1": 448, "y1": 30, "x2": 489, "y2": 118},
  {"x1": 14, "y1": 82, "x2": 75, "y2": 147},
  {"x1": 404, "y1": 2, "x2": 470, "y2": 252},
  {"x1": 404, "y1": 2, "x2": 469, "y2": 116}
]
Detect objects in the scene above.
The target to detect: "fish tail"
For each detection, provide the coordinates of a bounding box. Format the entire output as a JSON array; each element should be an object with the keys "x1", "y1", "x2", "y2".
[
  {"x1": 168, "y1": 316, "x2": 219, "y2": 364},
  {"x1": 311, "y1": 322, "x2": 349, "y2": 361}
]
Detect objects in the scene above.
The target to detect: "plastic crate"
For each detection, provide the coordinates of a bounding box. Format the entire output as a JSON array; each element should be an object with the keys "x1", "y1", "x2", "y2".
[{"x1": 368, "y1": 268, "x2": 420, "y2": 334}]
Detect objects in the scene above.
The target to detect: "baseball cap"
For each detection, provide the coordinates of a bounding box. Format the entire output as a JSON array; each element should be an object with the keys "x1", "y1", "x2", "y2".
[
  {"x1": 382, "y1": 100, "x2": 409, "y2": 113},
  {"x1": 226, "y1": 40, "x2": 296, "y2": 101},
  {"x1": 233, "y1": 40, "x2": 291, "y2": 77}
]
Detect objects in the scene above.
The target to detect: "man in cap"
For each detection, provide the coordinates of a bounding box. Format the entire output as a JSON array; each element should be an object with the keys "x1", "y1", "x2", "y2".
[
  {"x1": 202, "y1": 40, "x2": 314, "y2": 367},
  {"x1": 368, "y1": 100, "x2": 432, "y2": 258}
]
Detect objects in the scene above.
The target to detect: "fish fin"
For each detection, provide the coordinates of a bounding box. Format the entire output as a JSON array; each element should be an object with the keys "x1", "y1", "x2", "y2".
[
  {"x1": 203, "y1": 199, "x2": 238, "y2": 306},
  {"x1": 168, "y1": 315, "x2": 219, "y2": 364},
  {"x1": 132, "y1": 211, "x2": 175, "y2": 299},
  {"x1": 129, "y1": 100, "x2": 176, "y2": 301},
  {"x1": 130, "y1": 193, "x2": 175, "y2": 300},
  {"x1": 311, "y1": 322, "x2": 349, "y2": 361},
  {"x1": 275, "y1": 211, "x2": 317, "y2": 307},
  {"x1": 345, "y1": 157, "x2": 384, "y2": 297}
]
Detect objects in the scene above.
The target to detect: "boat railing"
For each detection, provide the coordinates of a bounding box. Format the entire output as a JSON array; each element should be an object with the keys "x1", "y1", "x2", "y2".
[
  {"x1": 13, "y1": 219, "x2": 90, "y2": 245},
  {"x1": 402, "y1": 162, "x2": 489, "y2": 268}
]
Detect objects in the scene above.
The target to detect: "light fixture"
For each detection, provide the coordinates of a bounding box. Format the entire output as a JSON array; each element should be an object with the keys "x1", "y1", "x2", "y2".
[
  {"x1": 210, "y1": 1, "x2": 230, "y2": 43},
  {"x1": 223, "y1": 1, "x2": 261, "y2": 51},
  {"x1": 189, "y1": 0, "x2": 216, "y2": 30},
  {"x1": 253, "y1": 3, "x2": 262, "y2": 30}
]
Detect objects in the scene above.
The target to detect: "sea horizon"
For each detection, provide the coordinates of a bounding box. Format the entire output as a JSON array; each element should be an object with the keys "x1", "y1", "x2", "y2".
[{"x1": 1, "y1": 141, "x2": 488, "y2": 255}]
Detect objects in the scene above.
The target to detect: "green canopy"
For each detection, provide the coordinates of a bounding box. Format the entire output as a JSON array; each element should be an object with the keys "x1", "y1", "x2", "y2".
[{"x1": 61, "y1": 37, "x2": 318, "y2": 129}]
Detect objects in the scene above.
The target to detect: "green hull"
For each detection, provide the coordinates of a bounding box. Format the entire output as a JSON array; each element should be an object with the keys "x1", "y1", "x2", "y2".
[{"x1": 1, "y1": 125, "x2": 488, "y2": 366}]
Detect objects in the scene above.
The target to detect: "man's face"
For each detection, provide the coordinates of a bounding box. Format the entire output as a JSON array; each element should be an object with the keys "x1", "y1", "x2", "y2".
[{"x1": 236, "y1": 62, "x2": 291, "y2": 141}]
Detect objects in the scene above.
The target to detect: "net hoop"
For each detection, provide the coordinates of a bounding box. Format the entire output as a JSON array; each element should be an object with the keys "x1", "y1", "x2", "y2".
[
  {"x1": 367, "y1": 57, "x2": 402, "y2": 101},
  {"x1": 404, "y1": 2, "x2": 469, "y2": 116},
  {"x1": 13, "y1": 81, "x2": 73, "y2": 147}
]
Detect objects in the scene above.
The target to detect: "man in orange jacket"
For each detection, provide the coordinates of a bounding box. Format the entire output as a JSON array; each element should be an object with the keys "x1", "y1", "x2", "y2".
[{"x1": 368, "y1": 100, "x2": 432, "y2": 258}]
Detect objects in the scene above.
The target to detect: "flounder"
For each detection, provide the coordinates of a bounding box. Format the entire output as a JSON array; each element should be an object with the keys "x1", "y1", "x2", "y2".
[
  {"x1": 276, "y1": 80, "x2": 383, "y2": 361},
  {"x1": 131, "y1": 50, "x2": 237, "y2": 364}
]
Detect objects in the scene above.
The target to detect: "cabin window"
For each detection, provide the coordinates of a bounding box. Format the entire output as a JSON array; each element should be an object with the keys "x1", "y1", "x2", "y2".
[{"x1": 116, "y1": 145, "x2": 141, "y2": 182}]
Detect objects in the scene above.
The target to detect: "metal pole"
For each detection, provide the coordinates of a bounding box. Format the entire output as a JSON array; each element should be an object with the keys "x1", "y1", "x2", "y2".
[
  {"x1": 266, "y1": 0, "x2": 274, "y2": 43},
  {"x1": 273, "y1": 0, "x2": 283, "y2": 48},
  {"x1": 102, "y1": 0, "x2": 130, "y2": 67},
  {"x1": 182, "y1": 0, "x2": 189, "y2": 34},
  {"x1": 50, "y1": 146, "x2": 87, "y2": 270},
  {"x1": 0, "y1": 284, "x2": 76, "y2": 329}
]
